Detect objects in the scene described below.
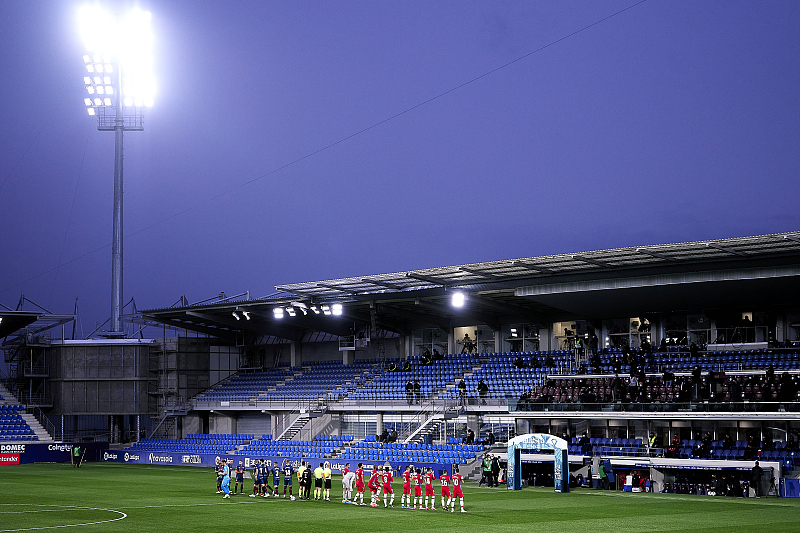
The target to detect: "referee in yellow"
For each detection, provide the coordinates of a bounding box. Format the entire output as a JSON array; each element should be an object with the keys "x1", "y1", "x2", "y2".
[
  {"x1": 314, "y1": 462, "x2": 324, "y2": 500},
  {"x1": 323, "y1": 461, "x2": 332, "y2": 501}
]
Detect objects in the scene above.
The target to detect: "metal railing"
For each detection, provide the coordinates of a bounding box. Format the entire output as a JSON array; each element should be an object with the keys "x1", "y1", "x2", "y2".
[
  {"x1": 29, "y1": 405, "x2": 60, "y2": 441},
  {"x1": 510, "y1": 400, "x2": 800, "y2": 413}
]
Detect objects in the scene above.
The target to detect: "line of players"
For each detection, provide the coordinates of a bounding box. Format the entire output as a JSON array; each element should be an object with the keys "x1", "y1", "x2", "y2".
[{"x1": 215, "y1": 458, "x2": 466, "y2": 512}]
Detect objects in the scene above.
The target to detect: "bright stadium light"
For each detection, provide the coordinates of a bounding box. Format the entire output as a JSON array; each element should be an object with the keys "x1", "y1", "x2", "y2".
[
  {"x1": 77, "y1": 5, "x2": 155, "y2": 337},
  {"x1": 273, "y1": 308, "x2": 284, "y2": 319},
  {"x1": 331, "y1": 303, "x2": 343, "y2": 316},
  {"x1": 452, "y1": 291, "x2": 465, "y2": 308}
]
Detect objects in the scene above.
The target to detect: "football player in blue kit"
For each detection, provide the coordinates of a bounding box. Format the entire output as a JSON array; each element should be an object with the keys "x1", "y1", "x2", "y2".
[
  {"x1": 282, "y1": 459, "x2": 295, "y2": 500},
  {"x1": 234, "y1": 460, "x2": 246, "y2": 495},
  {"x1": 250, "y1": 459, "x2": 262, "y2": 497},
  {"x1": 272, "y1": 462, "x2": 281, "y2": 497}
]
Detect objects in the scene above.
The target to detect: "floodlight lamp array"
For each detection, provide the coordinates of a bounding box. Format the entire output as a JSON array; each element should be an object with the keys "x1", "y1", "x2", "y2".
[
  {"x1": 271, "y1": 304, "x2": 343, "y2": 319},
  {"x1": 79, "y1": 6, "x2": 155, "y2": 115}
]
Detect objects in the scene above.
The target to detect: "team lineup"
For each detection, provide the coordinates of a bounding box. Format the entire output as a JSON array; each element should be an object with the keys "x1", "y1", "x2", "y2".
[{"x1": 213, "y1": 457, "x2": 466, "y2": 512}]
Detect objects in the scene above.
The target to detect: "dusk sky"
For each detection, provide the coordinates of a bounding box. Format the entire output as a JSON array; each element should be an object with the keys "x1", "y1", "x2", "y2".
[{"x1": 1, "y1": 1, "x2": 799, "y2": 336}]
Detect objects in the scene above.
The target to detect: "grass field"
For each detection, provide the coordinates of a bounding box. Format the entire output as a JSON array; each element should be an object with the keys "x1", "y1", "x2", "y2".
[{"x1": 1, "y1": 463, "x2": 798, "y2": 532}]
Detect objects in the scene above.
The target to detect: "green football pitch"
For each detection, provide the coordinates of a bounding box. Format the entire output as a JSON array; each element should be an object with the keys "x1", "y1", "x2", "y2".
[{"x1": 1, "y1": 463, "x2": 798, "y2": 532}]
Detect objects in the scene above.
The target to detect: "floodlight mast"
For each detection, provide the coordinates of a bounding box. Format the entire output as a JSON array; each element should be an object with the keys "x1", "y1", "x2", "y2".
[
  {"x1": 79, "y1": 7, "x2": 152, "y2": 337},
  {"x1": 110, "y1": 58, "x2": 124, "y2": 337}
]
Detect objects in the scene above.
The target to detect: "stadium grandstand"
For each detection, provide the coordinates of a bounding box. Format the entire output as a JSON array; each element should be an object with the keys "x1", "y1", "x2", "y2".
[{"x1": 3, "y1": 231, "x2": 800, "y2": 495}]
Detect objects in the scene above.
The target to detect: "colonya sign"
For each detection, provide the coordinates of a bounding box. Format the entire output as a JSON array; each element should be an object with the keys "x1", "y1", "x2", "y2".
[
  {"x1": 0, "y1": 443, "x2": 108, "y2": 464},
  {"x1": 507, "y1": 433, "x2": 569, "y2": 493}
]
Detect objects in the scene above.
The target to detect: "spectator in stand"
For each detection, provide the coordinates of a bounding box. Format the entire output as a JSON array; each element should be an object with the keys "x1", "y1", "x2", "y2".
[
  {"x1": 477, "y1": 380, "x2": 489, "y2": 404},
  {"x1": 530, "y1": 356, "x2": 541, "y2": 369},
  {"x1": 457, "y1": 379, "x2": 467, "y2": 405},
  {"x1": 629, "y1": 374, "x2": 640, "y2": 402},
  {"x1": 663, "y1": 368, "x2": 675, "y2": 388},
  {"x1": 722, "y1": 433, "x2": 733, "y2": 450},
  {"x1": 689, "y1": 342, "x2": 699, "y2": 359},
  {"x1": 513, "y1": 356, "x2": 526, "y2": 369},
  {"x1": 389, "y1": 429, "x2": 398, "y2": 443},
  {"x1": 465, "y1": 428, "x2": 475, "y2": 444},
  {"x1": 590, "y1": 353, "x2": 601, "y2": 371},
  {"x1": 485, "y1": 431, "x2": 496, "y2": 446},
  {"x1": 413, "y1": 380, "x2": 422, "y2": 404},
  {"x1": 611, "y1": 374, "x2": 623, "y2": 401},
  {"x1": 579, "y1": 432, "x2": 591, "y2": 454},
  {"x1": 405, "y1": 380, "x2": 414, "y2": 405},
  {"x1": 545, "y1": 354, "x2": 556, "y2": 368},
  {"x1": 612, "y1": 357, "x2": 622, "y2": 374}
]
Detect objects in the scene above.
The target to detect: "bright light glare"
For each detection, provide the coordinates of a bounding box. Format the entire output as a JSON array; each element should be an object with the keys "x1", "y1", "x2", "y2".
[
  {"x1": 78, "y1": 5, "x2": 155, "y2": 108},
  {"x1": 273, "y1": 308, "x2": 284, "y2": 319},
  {"x1": 452, "y1": 291, "x2": 465, "y2": 307},
  {"x1": 87, "y1": 108, "x2": 96, "y2": 115},
  {"x1": 103, "y1": 98, "x2": 112, "y2": 106},
  {"x1": 86, "y1": 86, "x2": 95, "y2": 94},
  {"x1": 331, "y1": 303, "x2": 343, "y2": 316}
]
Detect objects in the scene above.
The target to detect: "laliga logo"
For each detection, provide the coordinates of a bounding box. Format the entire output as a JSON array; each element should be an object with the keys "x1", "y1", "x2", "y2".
[
  {"x1": 104, "y1": 452, "x2": 118, "y2": 461},
  {"x1": 124, "y1": 452, "x2": 130, "y2": 462}
]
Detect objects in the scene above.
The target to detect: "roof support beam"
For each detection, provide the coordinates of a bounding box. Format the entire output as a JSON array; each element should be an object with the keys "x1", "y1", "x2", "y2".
[
  {"x1": 360, "y1": 278, "x2": 408, "y2": 290},
  {"x1": 316, "y1": 283, "x2": 360, "y2": 296},
  {"x1": 405, "y1": 272, "x2": 451, "y2": 286},
  {"x1": 512, "y1": 260, "x2": 553, "y2": 274},
  {"x1": 703, "y1": 242, "x2": 747, "y2": 257},
  {"x1": 458, "y1": 267, "x2": 500, "y2": 280},
  {"x1": 636, "y1": 248, "x2": 677, "y2": 262},
  {"x1": 571, "y1": 255, "x2": 612, "y2": 268}
]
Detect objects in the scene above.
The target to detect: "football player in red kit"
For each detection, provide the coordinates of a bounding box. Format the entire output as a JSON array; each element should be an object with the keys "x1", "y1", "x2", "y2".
[
  {"x1": 439, "y1": 469, "x2": 451, "y2": 511},
  {"x1": 401, "y1": 465, "x2": 413, "y2": 508},
  {"x1": 413, "y1": 468, "x2": 424, "y2": 509},
  {"x1": 368, "y1": 468, "x2": 381, "y2": 507},
  {"x1": 381, "y1": 466, "x2": 395, "y2": 508},
  {"x1": 423, "y1": 467, "x2": 436, "y2": 510},
  {"x1": 354, "y1": 463, "x2": 366, "y2": 505},
  {"x1": 450, "y1": 466, "x2": 466, "y2": 513}
]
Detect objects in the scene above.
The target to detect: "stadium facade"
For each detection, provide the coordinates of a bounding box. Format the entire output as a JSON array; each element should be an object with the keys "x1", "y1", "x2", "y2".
[{"x1": 2, "y1": 231, "x2": 800, "y2": 491}]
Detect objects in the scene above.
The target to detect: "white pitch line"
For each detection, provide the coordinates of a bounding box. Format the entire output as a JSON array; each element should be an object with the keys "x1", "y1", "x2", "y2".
[{"x1": 0, "y1": 505, "x2": 126, "y2": 532}]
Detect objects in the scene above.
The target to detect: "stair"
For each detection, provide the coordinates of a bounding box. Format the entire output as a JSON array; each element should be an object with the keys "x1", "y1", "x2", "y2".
[
  {"x1": 19, "y1": 413, "x2": 52, "y2": 442},
  {"x1": 276, "y1": 414, "x2": 309, "y2": 441},
  {"x1": 462, "y1": 458, "x2": 486, "y2": 482},
  {"x1": 0, "y1": 383, "x2": 19, "y2": 404}
]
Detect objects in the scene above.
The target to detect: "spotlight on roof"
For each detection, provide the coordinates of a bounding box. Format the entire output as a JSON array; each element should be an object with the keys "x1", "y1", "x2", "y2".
[
  {"x1": 286, "y1": 307, "x2": 296, "y2": 317},
  {"x1": 321, "y1": 305, "x2": 331, "y2": 316},
  {"x1": 242, "y1": 310, "x2": 250, "y2": 320},
  {"x1": 299, "y1": 308, "x2": 308, "y2": 316},
  {"x1": 451, "y1": 291, "x2": 465, "y2": 308},
  {"x1": 273, "y1": 308, "x2": 284, "y2": 319},
  {"x1": 310, "y1": 306, "x2": 320, "y2": 315},
  {"x1": 331, "y1": 303, "x2": 343, "y2": 316},
  {"x1": 232, "y1": 311, "x2": 240, "y2": 320}
]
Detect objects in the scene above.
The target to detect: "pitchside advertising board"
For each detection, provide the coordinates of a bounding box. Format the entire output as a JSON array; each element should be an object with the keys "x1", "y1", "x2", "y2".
[
  {"x1": 0, "y1": 442, "x2": 108, "y2": 464},
  {"x1": 102, "y1": 450, "x2": 454, "y2": 476}
]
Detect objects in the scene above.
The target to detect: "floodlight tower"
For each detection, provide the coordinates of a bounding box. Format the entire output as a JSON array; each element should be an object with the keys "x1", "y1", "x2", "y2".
[{"x1": 78, "y1": 7, "x2": 154, "y2": 336}]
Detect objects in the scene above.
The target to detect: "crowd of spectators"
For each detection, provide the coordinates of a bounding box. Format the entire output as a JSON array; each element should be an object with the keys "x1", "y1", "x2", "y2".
[{"x1": 518, "y1": 368, "x2": 800, "y2": 408}]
